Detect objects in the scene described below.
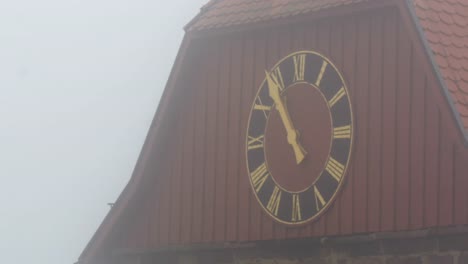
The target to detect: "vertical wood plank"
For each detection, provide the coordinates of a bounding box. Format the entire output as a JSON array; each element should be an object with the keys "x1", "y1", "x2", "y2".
[
  {"x1": 352, "y1": 15, "x2": 370, "y2": 234},
  {"x1": 202, "y1": 40, "x2": 219, "y2": 242},
  {"x1": 367, "y1": 13, "x2": 384, "y2": 232},
  {"x1": 454, "y1": 146, "x2": 468, "y2": 224},
  {"x1": 138, "y1": 211, "x2": 148, "y2": 248},
  {"x1": 286, "y1": 25, "x2": 308, "y2": 239},
  {"x1": 438, "y1": 117, "x2": 454, "y2": 226},
  {"x1": 423, "y1": 83, "x2": 440, "y2": 228},
  {"x1": 214, "y1": 38, "x2": 231, "y2": 242},
  {"x1": 153, "y1": 178, "x2": 162, "y2": 247},
  {"x1": 226, "y1": 35, "x2": 243, "y2": 241},
  {"x1": 454, "y1": 147, "x2": 468, "y2": 224},
  {"x1": 191, "y1": 47, "x2": 208, "y2": 243},
  {"x1": 249, "y1": 32, "x2": 266, "y2": 241},
  {"x1": 381, "y1": 8, "x2": 397, "y2": 231},
  {"x1": 409, "y1": 49, "x2": 425, "y2": 229},
  {"x1": 238, "y1": 34, "x2": 254, "y2": 242},
  {"x1": 125, "y1": 217, "x2": 138, "y2": 250},
  {"x1": 303, "y1": 23, "x2": 318, "y2": 237},
  {"x1": 181, "y1": 76, "x2": 195, "y2": 244},
  {"x1": 149, "y1": 181, "x2": 163, "y2": 248},
  {"x1": 272, "y1": 25, "x2": 294, "y2": 240},
  {"x1": 262, "y1": 28, "x2": 280, "y2": 241},
  {"x1": 126, "y1": 210, "x2": 139, "y2": 248},
  {"x1": 326, "y1": 19, "x2": 344, "y2": 236},
  {"x1": 149, "y1": 149, "x2": 172, "y2": 248},
  {"x1": 464, "y1": 150, "x2": 468, "y2": 224},
  {"x1": 311, "y1": 20, "x2": 331, "y2": 237},
  {"x1": 395, "y1": 14, "x2": 411, "y2": 231},
  {"x1": 141, "y1": 202, "x2": 150, "y2": 249},
  {"x1": 340, "y1": 16, "x2": 357, "y2": 235},
  {"x1": 169, "y1": 126, "x2": 181, "y2": 243},
  {"x1": 159, "y1": 143, "x2": 171, "y2": 244}
]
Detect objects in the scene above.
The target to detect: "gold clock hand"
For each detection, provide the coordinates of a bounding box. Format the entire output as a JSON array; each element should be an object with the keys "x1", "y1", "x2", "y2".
[{"x1": 265, "y1": 70, "x2": 307, "y2": 164}]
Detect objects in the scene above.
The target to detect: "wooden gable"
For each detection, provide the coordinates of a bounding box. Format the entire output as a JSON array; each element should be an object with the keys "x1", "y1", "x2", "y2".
[{"x1": 79, "y1": 1, "x2": 468, "y2": 264}]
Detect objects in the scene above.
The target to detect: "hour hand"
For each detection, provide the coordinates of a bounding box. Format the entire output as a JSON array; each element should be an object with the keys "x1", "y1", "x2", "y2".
[{"x1": 265, "y1": 71, "x2": 307, "y2": 164}]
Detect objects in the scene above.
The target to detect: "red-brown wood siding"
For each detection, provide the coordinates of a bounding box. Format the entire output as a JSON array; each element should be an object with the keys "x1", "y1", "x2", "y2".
[{"x1": 119, "y1": 7, "x2": 468, "y2": 250}]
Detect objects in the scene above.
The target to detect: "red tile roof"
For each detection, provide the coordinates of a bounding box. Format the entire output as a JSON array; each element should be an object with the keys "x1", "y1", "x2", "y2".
[
  {"x1": 187, "y1": 0, "x2": 372, "y2": 31},
  {"x1": 414, "y1": 0, "x2": 468, "y2": 131},
  {"x1": 188, "y1": 0, "x2": 468, "y2": 134}
]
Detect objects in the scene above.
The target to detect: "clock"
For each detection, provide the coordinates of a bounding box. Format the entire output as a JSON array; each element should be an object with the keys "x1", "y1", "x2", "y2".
[{"x1": 246, "y1": 50, "x2": 354, "y2": 225}]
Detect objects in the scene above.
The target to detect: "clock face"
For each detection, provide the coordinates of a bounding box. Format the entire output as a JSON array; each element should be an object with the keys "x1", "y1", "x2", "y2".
[{"x1": 246, "y1": 51, "x2": 353, "y2": 225}]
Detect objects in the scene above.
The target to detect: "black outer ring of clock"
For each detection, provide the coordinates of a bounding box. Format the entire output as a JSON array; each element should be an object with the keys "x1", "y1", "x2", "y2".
[{"x1": 245, "y1": 50, "x2": 354, "y2": 226}]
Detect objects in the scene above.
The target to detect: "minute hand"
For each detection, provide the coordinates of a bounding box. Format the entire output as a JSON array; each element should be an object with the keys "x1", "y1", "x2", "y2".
[{"x1": 266, "y1": 71, "x2": 307, "y2": 164}]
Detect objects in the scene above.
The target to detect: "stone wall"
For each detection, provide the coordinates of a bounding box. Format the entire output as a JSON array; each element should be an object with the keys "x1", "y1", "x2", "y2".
[
  {"x1": 118, "y1": 230, "x2": 468, "y2": 264},
  {"x1": 232, "y1": 234, "x2": 468, "y2": 264}
]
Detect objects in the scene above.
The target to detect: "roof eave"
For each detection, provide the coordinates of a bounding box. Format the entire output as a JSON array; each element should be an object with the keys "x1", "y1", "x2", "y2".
[{"x1": 78, "y1": 33, "x2": 195, "y2": 264}]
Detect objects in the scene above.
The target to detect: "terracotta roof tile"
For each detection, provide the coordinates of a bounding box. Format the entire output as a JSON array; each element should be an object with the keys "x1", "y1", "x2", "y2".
[
  {"x1": 188, "y1": 0, "x2": 468, "y2": 132},
  {"x1": 187, "y1": 0, "x2": 373, "y2": 31},
  {"x1": 414, "y1": 0, "x2": 468, "y2": 130}
]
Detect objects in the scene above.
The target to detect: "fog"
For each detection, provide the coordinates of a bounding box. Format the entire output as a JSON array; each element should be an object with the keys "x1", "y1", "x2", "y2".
[{"x1": 0, "y1": 0, "x2": 206, "y2": 263}]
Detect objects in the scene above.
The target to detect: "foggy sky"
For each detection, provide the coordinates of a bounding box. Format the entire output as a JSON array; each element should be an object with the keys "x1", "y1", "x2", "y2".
[{"x1": 0, "y1": 1, "x2": 206, "y2": 263}]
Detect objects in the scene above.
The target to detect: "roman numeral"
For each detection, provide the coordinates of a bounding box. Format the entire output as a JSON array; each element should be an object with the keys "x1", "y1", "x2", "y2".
[
  {"x1": 293, "y1": 54, "x2": 306, "y2": 82},
  {"x1": 315, "y1": 60, "x2": 328, "y2": 87},
  {"x1": 254, "y1": 104, "x2": 271, "y2": 111},
  {"x1": 292, "y1": 194, "x2": 302, "y2": 222},
  {"x1": 267, "y1": 186, "x2": 282, "y2": 216},
  {"x1": 314, "y1": 185, "x2": 326, "y2": 211},
  {"x1": 328, "y1": 86, "x2": 346, "y2": 107},
  {"x1": 248, "y1": 134, "x2": 264, "y2": 150},
  {"x1": 251, "y1": 163, "x2": 269, "y2": 193},
  {"x1": 325, "y1": 157, "x2": 345, "y2": 182},
  {"x1": 269, "y1": 67, "x2": 285, "y2": 91},
  {"x1": 254, "y1": 97, "x2": 270, "y2": 118},
  {"x1": 333, "y1": 125, "x2": 351, "y2": 139}
]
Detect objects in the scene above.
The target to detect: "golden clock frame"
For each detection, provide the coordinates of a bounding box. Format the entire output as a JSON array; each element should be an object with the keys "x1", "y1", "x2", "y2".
[{"x1": 245, "y1": 50, "x2": 355, "y2": 226}]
